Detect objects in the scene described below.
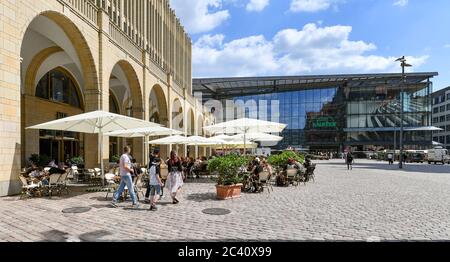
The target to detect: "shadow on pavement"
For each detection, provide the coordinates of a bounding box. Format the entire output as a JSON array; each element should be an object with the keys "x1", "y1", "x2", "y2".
[{"x1": 186, "y1": 192, "x2": 218, "y2": 202}]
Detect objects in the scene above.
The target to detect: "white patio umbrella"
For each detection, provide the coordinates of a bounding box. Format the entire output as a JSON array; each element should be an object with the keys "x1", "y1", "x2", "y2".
[
  {"x1": 27, "y1": 110, "x2": 160, "y2": 185},
  {"x1": 148, "y1": 135, "x2": 187, "y2": 145},
  {"x1": 104, "y1": 126, "x2": 183, "y2": 138},
  {"x1": 105, "y1": 126, "x2": 183, "y2": 162},
  {"x1": 203, "y1": 118, "x2": 287, "y2": 154},
  {"x1": 231, "y1": 132, "x2": 283, "y2": 142}
]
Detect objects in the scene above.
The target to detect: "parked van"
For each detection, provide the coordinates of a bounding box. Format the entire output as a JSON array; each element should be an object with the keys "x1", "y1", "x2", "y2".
[{"x1": 427, "y1": 147, "x2": 450, "y2": 164}]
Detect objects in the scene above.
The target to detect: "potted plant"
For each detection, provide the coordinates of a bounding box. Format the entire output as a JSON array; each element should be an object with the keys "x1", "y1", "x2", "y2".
[
  {"x1": 208, "y1": 154, "x2": 248, "y2": 200},
  {"x1": 70, "y1": 156, "x2": 84, "y2": 168},
  {"x1": 268, "y1": 150, "x2": 305, "y2": 171}
]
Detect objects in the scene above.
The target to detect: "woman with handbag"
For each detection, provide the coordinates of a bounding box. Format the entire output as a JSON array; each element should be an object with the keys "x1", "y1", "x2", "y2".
[{"x1": 166, "y1": 150, "x2": 183, "y2": 204}]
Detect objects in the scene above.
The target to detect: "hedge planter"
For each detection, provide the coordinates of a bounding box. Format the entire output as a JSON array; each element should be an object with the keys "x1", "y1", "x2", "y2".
[{"x1": 216, "y1": 184, "x2": 243, "y2": 200}]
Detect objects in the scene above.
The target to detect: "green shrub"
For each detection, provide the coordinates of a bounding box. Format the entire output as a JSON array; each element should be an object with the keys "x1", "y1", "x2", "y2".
[
  {"x1": 70, "y1": 156, "x2": 84, "y2": 165},
  {"x1": 208, "y1": 154, "x2": 249, "y2": 185},
  {"x1": 110, "y1": 155, "x2": 120, "y2": 163},
  {"x1": 268, "y1": 151, "x2": 305, "y2": 169}
]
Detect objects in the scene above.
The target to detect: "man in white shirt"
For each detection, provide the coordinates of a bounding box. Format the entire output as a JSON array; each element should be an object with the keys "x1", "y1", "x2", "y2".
[{"x1": 111, "y1": 146, "x2": 139, "y2": 208}]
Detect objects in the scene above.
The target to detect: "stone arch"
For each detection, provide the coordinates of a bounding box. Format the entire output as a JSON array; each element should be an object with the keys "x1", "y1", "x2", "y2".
[
  {"x1": 21, "y1": 11, "x2": 99, "y2": 99},
  {"x1": 172, "y1": 98, "x2": 184, "y2": 131},
  {"x1": 187, "y1": 108, "x2": 195, "y2": 136},
  {"x1": 109, "y1": 60, "x2": 144, "y2": 118},
  {"x1": 149, "y1": 84, "x2": 168, "y2": 126},
  {"x1": 197, "y1": 115, "x2": 204, "y2": 136}
]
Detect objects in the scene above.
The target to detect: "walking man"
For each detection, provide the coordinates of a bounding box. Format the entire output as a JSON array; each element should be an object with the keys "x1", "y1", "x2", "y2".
[
  {"x1": 346, "y1": 152, "x2": 354, "y2": 170},
  {"x1": 111, "y1": 146, "x2": 139, "y2": 208},
  {"x1": 387, "y1": 152, "x2": 394, "y2": 165}
]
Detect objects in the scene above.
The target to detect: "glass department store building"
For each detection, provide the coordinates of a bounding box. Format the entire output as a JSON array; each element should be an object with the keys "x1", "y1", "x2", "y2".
[{"x1": 194, "y1": 73, "x2": 438, "y2": 153}]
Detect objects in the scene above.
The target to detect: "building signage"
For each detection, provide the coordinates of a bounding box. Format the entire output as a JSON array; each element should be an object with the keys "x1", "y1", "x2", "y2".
[{"x1": 312, "y1": 116, "x2": 337, "y2": 129}]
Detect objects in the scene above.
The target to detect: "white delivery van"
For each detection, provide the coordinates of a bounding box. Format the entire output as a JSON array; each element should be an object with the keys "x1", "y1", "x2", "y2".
[{"x1": 427, "y1": 147, "x2": 450, "y2": 164}]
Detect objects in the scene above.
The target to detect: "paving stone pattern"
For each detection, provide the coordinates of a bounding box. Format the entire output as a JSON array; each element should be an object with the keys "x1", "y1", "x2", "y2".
[{"x1": 1, "y1": 160, "x2": 450, "y2": 241}]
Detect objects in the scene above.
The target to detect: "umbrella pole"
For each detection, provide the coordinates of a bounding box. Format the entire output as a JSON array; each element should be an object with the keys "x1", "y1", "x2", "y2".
[
  {"x1": 100, "y1": 130, "x2": 105, "y2": 187},
  {"x1": 244, "y1": 132, "x2": 247, "y2": 155}
]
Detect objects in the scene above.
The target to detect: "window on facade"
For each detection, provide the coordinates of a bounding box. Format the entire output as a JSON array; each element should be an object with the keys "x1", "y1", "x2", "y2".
[
  {"x1": 434, "y1": 97, "x2": 440, "y2": 105},
  {"x1": 35, "y1": 69, "x2": 82, "y2": 108},
  {"x1": 447, "y1": 93, "x2": 450, "y2": 100},
  {"x1": 440, "y1": 116, "x2": 446, "y2": 122},
  {"x1": 433, "y1": 117, "x2": 439, "y2": 124},
  {"x1": 433, "y1": 108, "x2": 439, "y2": 113},
  {"x1": 440, "y1": 105, "x2": 446, "y2": 112},
  {"x1": 447, "y1": 115, "x2": 450, "y2": 122}
]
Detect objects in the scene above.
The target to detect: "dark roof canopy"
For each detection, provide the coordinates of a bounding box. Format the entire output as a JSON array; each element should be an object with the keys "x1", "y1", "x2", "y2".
[{"x1": 193, "y1": 72, "x2": 438, "y2": 100}]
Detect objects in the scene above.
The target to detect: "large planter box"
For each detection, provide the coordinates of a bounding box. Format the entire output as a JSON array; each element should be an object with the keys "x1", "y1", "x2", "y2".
[{"x1": 216, "y1": 184, "x2": 243, "y2": 200}]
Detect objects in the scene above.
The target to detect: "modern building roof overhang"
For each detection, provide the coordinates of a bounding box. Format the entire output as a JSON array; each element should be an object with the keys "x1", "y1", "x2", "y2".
[{"x1": 193, "y1": 72, "x2": 438, "y2": 101}]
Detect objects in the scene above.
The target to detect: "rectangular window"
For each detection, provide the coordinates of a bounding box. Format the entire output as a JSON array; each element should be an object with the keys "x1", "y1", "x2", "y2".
[
  {"x1": 433, "y1": 117, "x2": 439, "y2": 124},
  {"x1": 447, "y1": 104, "x2": 450, "y2": 111},
  {"x1": 447, "y1": 115, "x2": 450, "y2": 122},
  {"x1": 447, "y1": 93, "x2": 450, "y2": 100},
  {"x1": 440, "y1": 116, "x2": 446, "y2": 122},
  {"x1": 434, "y1": 97, "x2": 440, "y2": 105},
  {"x1": 433, "y1": 108, "x2": 439, "y2": 113},
  {"x1": 440, "y1": 105, "x2": 446, "y2": 112}
]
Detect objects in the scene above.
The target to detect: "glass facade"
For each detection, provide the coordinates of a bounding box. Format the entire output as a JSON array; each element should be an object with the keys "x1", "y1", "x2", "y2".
[
  {"x1": 226, "y1": 81, "x2": 432, "y2": 152},
  {"x1": 233, "y1": 87, "x2": 343, "y2": 151},
  {"x1": 195, "y1": 74, "x2": 435, "y2": 153}
]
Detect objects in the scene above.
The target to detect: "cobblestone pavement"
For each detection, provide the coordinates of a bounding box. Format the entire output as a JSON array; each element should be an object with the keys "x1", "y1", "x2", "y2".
[{"x1": 1, "y1": 159, "x2": 450, "y2": 242}]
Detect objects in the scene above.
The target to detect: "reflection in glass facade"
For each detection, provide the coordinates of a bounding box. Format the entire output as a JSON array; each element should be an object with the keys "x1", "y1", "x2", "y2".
[
  {"x1": 194, "y1": 73, "x2": 435, "y2": 153},
  {"x1": 234, "y1": 87, "x2": 343, "y2": 151}
]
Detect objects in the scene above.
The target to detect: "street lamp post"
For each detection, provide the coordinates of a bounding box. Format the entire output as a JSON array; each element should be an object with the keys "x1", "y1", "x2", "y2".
[{"x1": 395, "y1": 56, "x2": 412, "y2": 169}]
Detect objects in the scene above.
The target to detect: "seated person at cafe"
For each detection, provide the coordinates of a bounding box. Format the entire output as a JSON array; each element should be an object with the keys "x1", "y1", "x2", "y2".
[
  {"x1": 250, "y1": 158, "x2": 263, "y2": 192},
  {"x1": 49, "y1": 161, "x2": 66, "y2": 175}
]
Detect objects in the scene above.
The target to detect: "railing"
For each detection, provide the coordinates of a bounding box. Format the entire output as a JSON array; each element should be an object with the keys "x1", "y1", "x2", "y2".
[
  {"x1": 109, "y1": 22, "x2": 142, "y2": 62},
  {"x1": 64, "y1": 0, "x2": 98, "y2": 25}
]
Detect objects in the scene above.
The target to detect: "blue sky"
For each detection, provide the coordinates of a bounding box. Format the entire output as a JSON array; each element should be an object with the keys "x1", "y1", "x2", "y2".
[{"x1": 170, "y1": 0, "x2": 450, "y2": 91}]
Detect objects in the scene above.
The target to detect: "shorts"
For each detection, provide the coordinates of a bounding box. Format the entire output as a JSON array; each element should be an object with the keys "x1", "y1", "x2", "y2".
[{"x1": 149, "y1": 185, "x2": 161, "y2": 196}]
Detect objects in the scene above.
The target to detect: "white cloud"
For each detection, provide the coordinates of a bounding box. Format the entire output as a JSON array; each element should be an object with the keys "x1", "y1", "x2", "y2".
[
  {"x1": 246, "y1": 0, "x2": 270, "y2": 12},
  {"x1": 170, "y1": 0, "x2": 230, "y2": 34},
  {"x1": 192, "y1": 23, "x2": 428, "y2": 77},
  {"x1": 289, "y1": 0, "x2": 340, "y2": 13},
  {"x1": 444, "y1": 44, "x2": 450, "y2": 48},
  {"x1": 393, "y1": 0, "x2": 408, "y2": 7}
]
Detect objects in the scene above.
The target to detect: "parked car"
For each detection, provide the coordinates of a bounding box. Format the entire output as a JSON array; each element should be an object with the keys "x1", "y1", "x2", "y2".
[{"x1": 406, "y1": 153, "x2": 425, "y2": 163}]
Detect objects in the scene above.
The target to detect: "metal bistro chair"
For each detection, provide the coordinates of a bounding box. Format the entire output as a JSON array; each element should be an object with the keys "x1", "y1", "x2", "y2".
[
  {"x1": 286, "y1": 168, "x2": 299, "y2": 187},
  {"x1": 57, "y1": 170, "x2": 70, "y2": 195},
  {"x1": 258, "y1": 171, "x2": 273, "y2": 193},
  {"x1": 133, "y1": 173, "x2": 145, "y2": 201},
  {"x1": 104, "y1": 173, "x2": 117, "y2": 200},
  {"x1": 305, "y1": 165, "x2": 316, "y2": 183},
  {"x1": 19, "y1": 175, "x2": 41, "y2": 199},
  {"x1": 47, "y1": 173, "x2": 62, "y2": 197}
]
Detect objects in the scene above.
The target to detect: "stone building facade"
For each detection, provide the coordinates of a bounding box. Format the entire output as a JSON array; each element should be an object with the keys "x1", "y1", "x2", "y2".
[{"x1": 0, "y1": 0, "x2": 206, "y2": 196}]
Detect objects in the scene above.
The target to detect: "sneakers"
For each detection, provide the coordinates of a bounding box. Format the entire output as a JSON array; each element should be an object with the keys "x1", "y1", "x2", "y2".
[
  {"x1": 110, "y1": 201, "x2": 118, "y2": 208},
  {"x1": 172, "y1": 198, "x2": 179, "y2": 204},
  {"x1": 149, "y1": 205, "x2": 158, "y2": 211},
  {"x1": 144, "y1": 199, "x2": 151, "y2": 204},
  {"x1": 132, "y1": 202, "x2": 140, "y2": 209}
]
